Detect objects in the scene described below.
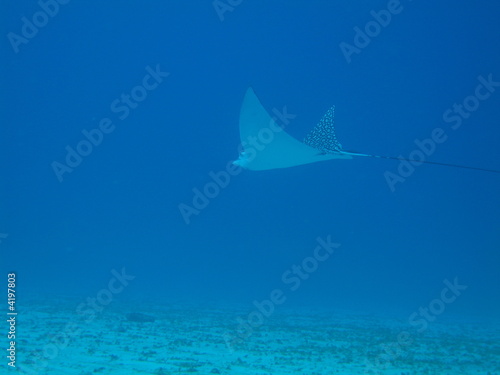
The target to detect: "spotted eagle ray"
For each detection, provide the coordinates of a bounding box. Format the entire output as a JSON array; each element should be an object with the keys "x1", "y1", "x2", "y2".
[{"x1": 233, "y1": 88, "x2": 500, "y2": 174}]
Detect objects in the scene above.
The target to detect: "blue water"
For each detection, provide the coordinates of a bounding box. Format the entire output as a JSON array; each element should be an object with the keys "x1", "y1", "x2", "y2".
[{"x1": 2, "y1": 0, "x2": 500, "y2": 368}]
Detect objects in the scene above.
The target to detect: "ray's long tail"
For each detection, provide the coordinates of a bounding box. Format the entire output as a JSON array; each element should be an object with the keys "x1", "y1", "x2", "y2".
[
  {"x1": 305, "y1": 105, "x2": 500, "y2": 174},
  {"x1": 339, "y1": 150, "x2": 500, "y2": 174},
  {"x1": 304, "y1": 106, "x2": 500, "y2": 173}
]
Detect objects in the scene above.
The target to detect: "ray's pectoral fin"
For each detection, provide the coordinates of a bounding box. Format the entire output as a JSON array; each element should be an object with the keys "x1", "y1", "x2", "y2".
[{"x1": 233, "y1": 88, "x2": 351, "y2": 171}]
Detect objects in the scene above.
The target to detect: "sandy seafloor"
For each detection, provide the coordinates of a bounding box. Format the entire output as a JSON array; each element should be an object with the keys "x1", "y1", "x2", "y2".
[{"x1": 12, "y1": 296, "x2": 499, "y2": 375}]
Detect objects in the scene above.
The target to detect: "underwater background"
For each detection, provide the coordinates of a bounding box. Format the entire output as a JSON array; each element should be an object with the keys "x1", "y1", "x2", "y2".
[{"x1": 1, "y1": 1, "x2": 499, "y2": 374}]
